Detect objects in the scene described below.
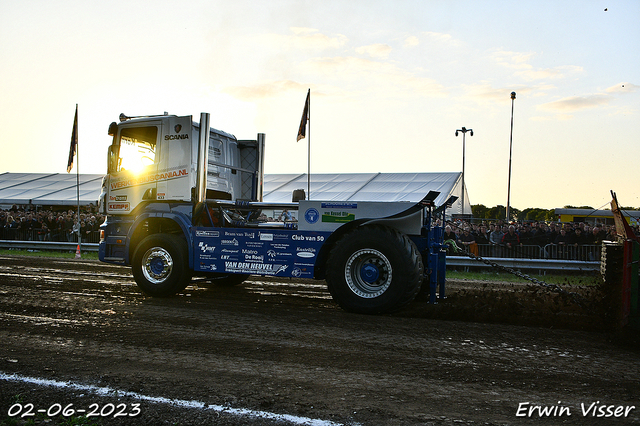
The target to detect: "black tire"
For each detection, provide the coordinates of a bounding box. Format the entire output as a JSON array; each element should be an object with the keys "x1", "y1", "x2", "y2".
[
  {"x1": 202, "y1": 273, "x2": 250, "y2": 287},
  {"x1": 325, "y1": 225, "x2": 423, "y2": 314},
  {"x1": 132, "y1": 234, "x2": 192, "y2": 297}
]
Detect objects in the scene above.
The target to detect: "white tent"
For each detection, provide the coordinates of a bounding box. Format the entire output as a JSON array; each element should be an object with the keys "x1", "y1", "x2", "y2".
[
  {"x1": 0, "y1": 172, "x2": 469, "y2": 213},
  {"x1": 0, "y1": 172, "x2": 103, "y2": 207},
  {"x1": 264, "y1": 172, "x2": 467, "y2": 213}
]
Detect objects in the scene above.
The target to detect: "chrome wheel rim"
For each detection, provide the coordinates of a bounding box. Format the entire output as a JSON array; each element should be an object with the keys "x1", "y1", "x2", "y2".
[
  {"x1": 345, "y1": 249, "x2": 392, "y2": 298},
  {"x1": 142, "y1": 247, "x2": 173, "y2": 284}
]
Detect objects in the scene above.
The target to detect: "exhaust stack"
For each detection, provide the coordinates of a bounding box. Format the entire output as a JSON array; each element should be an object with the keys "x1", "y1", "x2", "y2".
[{"x1": 196, "y1": 112, "x2": 210, "y2": 203}]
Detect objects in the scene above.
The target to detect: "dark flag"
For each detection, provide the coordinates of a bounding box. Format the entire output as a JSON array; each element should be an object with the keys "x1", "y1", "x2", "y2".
[
  {"x1": 67, "y1": 105, "x2": 78, "y2": 173},
  {"x1": 296, "y1": 89, "x2": 310, "y2": 142}
]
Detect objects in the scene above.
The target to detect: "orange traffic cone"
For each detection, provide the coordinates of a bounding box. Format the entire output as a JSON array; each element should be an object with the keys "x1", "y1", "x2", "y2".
[{"x1": 75, "y1": 244, "x2": 81, "y2": 259}]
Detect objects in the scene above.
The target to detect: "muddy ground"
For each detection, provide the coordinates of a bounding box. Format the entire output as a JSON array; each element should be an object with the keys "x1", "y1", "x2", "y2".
[{"x1": 0, "y1": 255, "x2": 638, "y2": 425}]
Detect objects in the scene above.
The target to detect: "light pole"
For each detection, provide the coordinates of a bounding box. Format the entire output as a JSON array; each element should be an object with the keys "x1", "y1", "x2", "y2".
[
  {"x1": 455, "y1": 126, "x2": 473, "y2": 216},
  {"x1": 506, "y1": 91, "x2": 516, "y2": 222}
]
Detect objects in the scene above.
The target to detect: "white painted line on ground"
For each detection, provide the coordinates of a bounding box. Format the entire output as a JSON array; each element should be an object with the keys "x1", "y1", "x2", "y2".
[{"x1": 1, "y1": 372, "x2": 348, "y2": 426}]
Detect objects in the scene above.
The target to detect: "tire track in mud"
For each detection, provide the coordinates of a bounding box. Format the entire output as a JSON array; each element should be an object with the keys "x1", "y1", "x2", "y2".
[{"x1": 1, "y1": 255, "x2": 639, "y2": 425}]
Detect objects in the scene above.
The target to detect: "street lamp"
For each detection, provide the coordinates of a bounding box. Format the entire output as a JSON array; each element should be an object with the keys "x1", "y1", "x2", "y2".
[
  {"x1": 506, "y1": 91, "x2": 516, "y2": 222},
  {"x1": 455, "y1": 127, "x2": 473, "y2": 216}
]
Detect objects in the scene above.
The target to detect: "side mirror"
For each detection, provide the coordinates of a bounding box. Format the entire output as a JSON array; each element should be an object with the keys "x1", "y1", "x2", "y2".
[
  {"x1": 107, "y1": 144, "x2": 118, "y2": 173},
  {"x1": 108, "y1": 122, "x2": 118, "y2": 136}
]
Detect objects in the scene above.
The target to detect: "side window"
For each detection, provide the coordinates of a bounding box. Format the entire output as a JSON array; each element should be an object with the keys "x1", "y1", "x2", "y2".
[{"x1": 117, "y1": 126, "x2": 158, "y2": 172}]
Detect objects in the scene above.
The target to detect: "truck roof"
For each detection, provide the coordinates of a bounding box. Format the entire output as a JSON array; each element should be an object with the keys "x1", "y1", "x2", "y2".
[{"x1": 117, "y1": 114, "x2": 236, "y2": 141}]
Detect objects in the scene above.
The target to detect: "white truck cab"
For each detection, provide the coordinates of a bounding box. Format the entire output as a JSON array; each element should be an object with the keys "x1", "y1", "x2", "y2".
[{"x1": 101, "y1": 113, "x2": 263, "y2": 216}]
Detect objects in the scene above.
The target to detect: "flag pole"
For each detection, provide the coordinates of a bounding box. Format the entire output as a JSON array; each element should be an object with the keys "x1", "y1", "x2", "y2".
[
  {"x1": 296, "y1": 89, "x2": 311, "y2": 200},
  {"x1": 307, "y1": 90, "x2": 310, "y2": 199},
  {"x1": 76, "y1": 104, "x2": 81, "y2": 258}
]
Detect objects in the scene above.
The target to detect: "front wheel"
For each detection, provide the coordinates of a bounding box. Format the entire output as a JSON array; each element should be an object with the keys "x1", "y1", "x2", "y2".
[
  {"x1": 326, "y1": 225, "x2": 423, "y2": 314},
  {"x1": 132, "y1": 234, "x2": 192, "y2": 297}
]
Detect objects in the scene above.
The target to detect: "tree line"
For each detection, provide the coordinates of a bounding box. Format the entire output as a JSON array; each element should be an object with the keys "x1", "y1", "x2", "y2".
[{"x1": 469, "y1": 204, "x2": 639, "y2": 222}]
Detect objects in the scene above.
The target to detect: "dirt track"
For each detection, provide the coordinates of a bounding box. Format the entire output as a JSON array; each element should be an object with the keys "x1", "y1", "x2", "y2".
[{"x1": 0, "y1": 255, "x2": 639, "y2": 425}]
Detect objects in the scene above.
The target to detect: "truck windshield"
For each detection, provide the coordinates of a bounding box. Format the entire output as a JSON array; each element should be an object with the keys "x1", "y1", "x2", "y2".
[{"x1": 118, "y1": 126, "x2": 158, "y2": 173}]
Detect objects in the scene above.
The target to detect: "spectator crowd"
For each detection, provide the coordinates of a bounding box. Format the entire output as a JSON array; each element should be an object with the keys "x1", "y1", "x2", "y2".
[
  {"x1": 0, "y1": 207, "x2": 104, "y2": 243},
  {"x1": 441, "y1": 219, "x2": 627, "y2": 260}
]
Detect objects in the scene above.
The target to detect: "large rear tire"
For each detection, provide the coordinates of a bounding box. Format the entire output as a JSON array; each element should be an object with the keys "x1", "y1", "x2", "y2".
[
  {"x1": 132, "y1": 234, "x2": 192, "y2": 297},
  {"x1": 326, "y1": 225, "x2": 423, "y2": 314}
]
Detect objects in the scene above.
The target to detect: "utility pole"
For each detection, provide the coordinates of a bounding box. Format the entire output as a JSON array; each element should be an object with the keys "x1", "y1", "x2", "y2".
[
  {"x1": 506, "y1": 92, "x2": 516, "y2": 222},
  {"x1": 455, "y1": 127, "x2": 473, "y2": 216}
]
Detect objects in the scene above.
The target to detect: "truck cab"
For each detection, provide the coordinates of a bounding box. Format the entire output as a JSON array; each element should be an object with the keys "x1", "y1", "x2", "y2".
[
  {"x1": 99, "y1": 113, "x2": 264, "y2": 264},
  {"x1": 102, "y1": 113, "x2": 262, "y2": 216}
]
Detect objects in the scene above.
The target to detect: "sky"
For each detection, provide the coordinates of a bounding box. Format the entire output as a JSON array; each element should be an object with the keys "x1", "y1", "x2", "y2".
[{"x1": 1, "y1": 0, "x2": 638, "y2": 210}]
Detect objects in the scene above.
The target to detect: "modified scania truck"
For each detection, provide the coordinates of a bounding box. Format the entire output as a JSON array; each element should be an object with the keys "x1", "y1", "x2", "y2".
[{"x1": 98, "y1": 112, "x2": 452, "y2": 314}]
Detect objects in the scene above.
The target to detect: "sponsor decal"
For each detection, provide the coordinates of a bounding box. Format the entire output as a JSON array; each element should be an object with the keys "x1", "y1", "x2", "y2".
[
  {"x1": 224, "y1": 231, "x2": 255, "y2": 238},
  {"x1": 221, "y1": 238, "x2": 239, "y2": 246},
  {"x1": 259, "y1": 233, "x2": 274, "y2": 241},
  {"x1": 164, "y1": 133, "x2": 189, "y2": 140},
  {"x1": 224, "y1": 261, "x2": 288, "y2": 276},
  {"x1": 304, "y1": 208, "x2": 320, "y2": 224},
  {"x1": 270, "y1": 243, "x2": 289, "y2": 250},
  {"x1": 296, "y1": 251, "x2": 315, "y2": 258},
  {"x1": 321, "y1": 202, "x2": 357, "y2": 209},
  {"x1": 292, "y1": 234, "x2": 325, "y2": 242},
  {"x1": 322, "y1": 211, "x2": 356, "y2": 223},
  {"x1": 109, "y1": 195, "x2": 127, "y2": 201},
  {"x1": 199, "y1": 263, "x2": 218, "y2": 271},
  {"x1": 110, "y1": 167, "x2": 188, "y2": 190},
  {"x1": 198, "y1": 242, "x2": 216, "y2": 253},
  {"x1": 196, "y1": 230, "x2": 220, "y2": 237},
  {"x1": 108, "y1": 203, "x2": 130, "y2": 211}
]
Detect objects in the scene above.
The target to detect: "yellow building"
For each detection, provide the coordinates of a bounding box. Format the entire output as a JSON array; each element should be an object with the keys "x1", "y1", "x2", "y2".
[{"x1": 554, "y1": 208, "x2": 640, "y2": 226}]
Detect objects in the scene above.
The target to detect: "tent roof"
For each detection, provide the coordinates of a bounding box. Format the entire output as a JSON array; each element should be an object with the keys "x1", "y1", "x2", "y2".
[
  {"x1": 0, "y1": 172, "x2": 466, "y2": 211},
  {"x1": 263, "y1": 172, "x2": 462, "y2": 206},
  {"x1": 0, "y1": 172, "x2": 104, "y2": 206}
]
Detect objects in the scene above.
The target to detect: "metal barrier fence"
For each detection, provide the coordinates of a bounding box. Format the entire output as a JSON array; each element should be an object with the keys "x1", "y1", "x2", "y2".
[
  {"x1": 0, "y1": 228, "x2": 101, "y2": 244},
  {"x1": 449, "y1": 244, "x2": 602, "y2": 261},
  {"x1": 0, "y1": 240, "x2": 602, "y2": 273},
  {"x1": 0, "y1": 240, "x2": 99, "y2": 252}
]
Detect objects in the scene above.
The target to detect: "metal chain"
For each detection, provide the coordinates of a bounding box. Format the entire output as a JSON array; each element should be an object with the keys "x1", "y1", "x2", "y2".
[{"x1": 444, "y1": 239, "x2": 590, "y2": 308}]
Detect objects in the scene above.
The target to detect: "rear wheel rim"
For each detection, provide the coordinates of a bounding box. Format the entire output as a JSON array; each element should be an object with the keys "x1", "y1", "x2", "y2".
[
  {"x1": 142, "y1": 247, "x2": 174, "y2": 284},
  {"x1": 345, "y1": 249, "x2": 392, "y2": 298}
]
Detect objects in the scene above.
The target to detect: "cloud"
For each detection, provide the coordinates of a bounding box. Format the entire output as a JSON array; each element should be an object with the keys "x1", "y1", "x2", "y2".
[
  {"x1": 403, "y1": 36, "x2": 419, "y2": 48},
  {"x1": 224, "y1": 80, "x2": 310, "y2": 100},
  {"x1": 490, "y1": 50, "x2": 536, "y2": 70},
  {"x1": 539, "y1": 94, "x2": 611, "y2": 112},
  {"x1": 490, "y1": 50, "x2": 583, "y2": 82},
  {"x1": 355, "y1": 43, "x2": 392, "y2": 59},
  {"x1": 463, "y1": 83, "x2": 533, "y2": 104},
  {"x1": 422, "y1": 31, "x2": 455, "y2": 44},
  {"x1": 302, "y1": 56, "x2": 447, "y2": 97},
  {"x1": 259, "y1": 27, "x2": 348, "y2": 51},
  {"x1": 606, "y1": 82, "x2": 638, "y2": 94}
]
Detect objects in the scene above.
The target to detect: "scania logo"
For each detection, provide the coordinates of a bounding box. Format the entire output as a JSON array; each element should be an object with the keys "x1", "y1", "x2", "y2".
[{"x1": 175, "y1": 124, "x2": 182, "y2": 133}]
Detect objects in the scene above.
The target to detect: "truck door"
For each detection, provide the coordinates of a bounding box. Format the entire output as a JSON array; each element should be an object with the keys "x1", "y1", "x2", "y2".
[
  {"x1": 155, "y1": 116, "x2": 193, "y2": 201},
  {"x1": 107, "y1": 122, "x2": 160, "y2": 214}
]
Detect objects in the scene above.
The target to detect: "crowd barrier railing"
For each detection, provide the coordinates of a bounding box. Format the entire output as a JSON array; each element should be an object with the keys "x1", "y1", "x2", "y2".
[
  {"x1": 449, "y1": 243, "x2": 602, "y2": 261},
  {"x1": 0, "y1": 228, "x2": 101, "y2": 244}
]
